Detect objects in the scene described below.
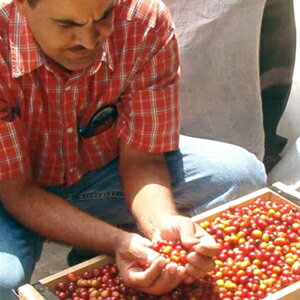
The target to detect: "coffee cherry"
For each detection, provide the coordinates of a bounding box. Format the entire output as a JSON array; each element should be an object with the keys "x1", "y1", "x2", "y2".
[
  {"x1": 54, "y1": 197, "x2": 299, "y2": 300},
  {"x1": 54, "y1": 262, "x2": 215, "y2": 300},
  {"x1": 147, "y1": 240, "x2": 192, "y2": 270},
  {"x1": 200, "y1": 197, "x2": 300, "y2": 299}
]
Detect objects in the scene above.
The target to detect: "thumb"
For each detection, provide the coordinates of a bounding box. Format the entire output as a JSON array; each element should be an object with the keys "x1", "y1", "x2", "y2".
[
  {"x1": 179, "y1": 222, "x2": 199, "y2": 249},
  {"x1": 137, "y1": 243, "x2": 160, "y2": 265},
  {"x1": 128, "y1": 235, "x2": 160, "y2": 265},
  {"x1": 151, "y1": 231, "x2": 163, "y2": 244}
]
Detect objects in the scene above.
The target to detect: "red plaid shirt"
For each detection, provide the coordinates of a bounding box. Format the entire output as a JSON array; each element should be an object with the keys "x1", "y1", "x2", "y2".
[{"x1": 0, "y1": 0, "x2": 180, "y2": 186}]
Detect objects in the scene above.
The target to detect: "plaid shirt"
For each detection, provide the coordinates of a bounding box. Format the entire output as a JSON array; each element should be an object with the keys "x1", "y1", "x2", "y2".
[{"x1": 0, "y1": 0, "x2": 180, "y2": 186}]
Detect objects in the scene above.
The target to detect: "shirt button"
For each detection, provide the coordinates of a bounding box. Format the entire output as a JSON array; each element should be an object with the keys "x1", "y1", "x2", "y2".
[
  {"x1": 65, "y1": 85, "x2": 71, "y2": 91},
  {"x1": 66, "y1": 127, "x2": 73, "y2": 134},
  {"x1": 70, "y1": 168, "x2": 74, "y2": 173}
]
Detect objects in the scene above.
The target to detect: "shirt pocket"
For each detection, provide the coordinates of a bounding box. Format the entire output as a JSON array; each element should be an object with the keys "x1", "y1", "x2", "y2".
[{"x1": 80, "y1": 127, "x2": 118, "y2": 169}]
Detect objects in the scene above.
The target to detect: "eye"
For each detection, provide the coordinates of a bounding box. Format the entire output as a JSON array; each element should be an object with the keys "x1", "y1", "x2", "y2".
[
  {"x1": 55, "y1": 20, "x2": 81, "y2": 28},
  {"x1": 58, "y1": 22, "x2": 77, "y2": 29},
  {"x1": 103, "y1": 8, "x2": 114, "y2": 19},
  {"x1": 58, "y1": 24, "x2": 72, "y2": 29},
  {"x1": 95, "y1": 7, "x2": 114, "y2": 24}
]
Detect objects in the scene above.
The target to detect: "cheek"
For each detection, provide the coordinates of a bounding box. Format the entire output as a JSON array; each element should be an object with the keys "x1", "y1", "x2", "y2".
[
  {"x1": 97, "y1": 16, "x2": 115, "y2": 39},
  {"x1": 99, "y1": 23, "x2": 114, "y2": 41},
  {"x1": 30, "y1": 22, "x2": 71, "y2": 55},
  {"x1": 40, "y1": 30, "x2": 73, "y2": 54}
]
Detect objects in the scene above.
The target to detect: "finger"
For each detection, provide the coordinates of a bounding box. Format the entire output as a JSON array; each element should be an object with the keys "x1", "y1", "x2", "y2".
[
  {"x1": 184, "y1": 275, "x2": 196, "y2": 285},
  {"x1": 151, "y1": 231, "x2": 163, "y2": 243},
  {"x1": 142, "y1": 246, "x2": 161, "y2": 265},
  {"x1": 193, "y1": 234, "x2": 220, "y2": 257},
  {"x1": 130, "y1": 241, "x2": 161, "y2": 265},
  {"x1": 187, "y1": 252, "x2": 216, "y2": 273},
  {"x1": 194, "y1": 225, "x2": 210, "y2": 239},
  {"x1": 140, "y1": 236, "x2": 153, "y2": 247},
  {"x1": 127, "y1": 256, "x2": 167, "y2": 289},
  {"x1": 144, "y1": 262, "x2": 186, "y2": 295},
  {"x1": 165, "y1": 261, "x2": 185, "y2": 277},
  {"x1": 179, "y1": 221, "x2": 199, "y2": 248},
  {"x1": 185, "y1": 263, "x2": 206, "y2": 280}
]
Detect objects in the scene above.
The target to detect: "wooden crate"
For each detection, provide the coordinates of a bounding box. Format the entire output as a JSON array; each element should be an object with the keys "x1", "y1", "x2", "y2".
[
  {"x1": 19, "y1": 255, "x2": 114, "y2": 300},
  {"x1": 18, "y1": 183, "x2": 300, "y2": 300}
]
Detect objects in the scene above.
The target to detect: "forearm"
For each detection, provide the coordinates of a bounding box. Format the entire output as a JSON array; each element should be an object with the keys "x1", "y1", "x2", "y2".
[
  {"x1": 0, "y1": 176, "x2": 123, "y2": 254},
  {"x1": 119, "y1": 143, "x2": 178, "y2": 239}
]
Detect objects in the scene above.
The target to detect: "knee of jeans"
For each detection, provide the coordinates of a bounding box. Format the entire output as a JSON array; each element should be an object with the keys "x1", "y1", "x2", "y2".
[
  {"x1": 174, "y1": 146, "x2": 267, "y2": 215},
  {"x1": 0, "y1": 253, "x2": 26, "y2": 290},
  {"x1": 219, "y1": 147, "x2": 267, "y2": 197}
]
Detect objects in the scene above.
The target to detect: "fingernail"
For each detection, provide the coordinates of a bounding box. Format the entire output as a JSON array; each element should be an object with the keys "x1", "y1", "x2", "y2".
[
  {"x1": 177, "y1": 265, "x2": 186, "y2": 276},
  {"x1": 193, "y1": 244, "x2": 204, "y2": 253}
]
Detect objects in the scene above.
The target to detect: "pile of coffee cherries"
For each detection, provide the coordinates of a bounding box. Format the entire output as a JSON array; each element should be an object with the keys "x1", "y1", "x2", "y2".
[
  {"x1": 54, "y1": 197, "x2": 300, "y2": 300},
  {"x1": 201, "y1": 198, "x2": 300, "y2": 299},
  {"x1": 54, "y1": 264, "x2": 218, "y2": 300},
  {"x1": 149, "y1": 240, "x2": 189, "y2": 266},
  {"x1": 54, "y1": 240, "x2": 218, "y2": 300}
]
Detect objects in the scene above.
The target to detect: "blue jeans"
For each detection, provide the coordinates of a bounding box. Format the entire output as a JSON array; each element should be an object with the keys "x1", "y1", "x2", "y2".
[{"x1": 0, "y1": 135, "x2": 267, "y2": 299}]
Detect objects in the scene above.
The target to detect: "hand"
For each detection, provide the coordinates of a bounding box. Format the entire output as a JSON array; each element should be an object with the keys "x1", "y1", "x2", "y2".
[
  {"x1": 153, "y1": 215, "x2": 220, "y2": 283},
  {"x1": 114, "y1": 231, "x2": 186, "y2": 295}
]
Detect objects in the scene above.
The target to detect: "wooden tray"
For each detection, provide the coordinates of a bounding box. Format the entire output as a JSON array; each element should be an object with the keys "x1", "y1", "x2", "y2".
[{"x1": 18, "y1": 183, "x2": 300, "y2": 300}]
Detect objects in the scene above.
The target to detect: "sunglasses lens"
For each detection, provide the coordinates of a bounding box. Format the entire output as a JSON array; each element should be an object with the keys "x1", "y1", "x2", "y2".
[
  {"x1": 80, "y1": 105, "x2": 117, "y2": 138},
  {"x1": 91, "y1": 106, "x2": 115, "y2": 125},
  {"x1": 92, "y1": 116, "x2": 116, "y2": 135}
]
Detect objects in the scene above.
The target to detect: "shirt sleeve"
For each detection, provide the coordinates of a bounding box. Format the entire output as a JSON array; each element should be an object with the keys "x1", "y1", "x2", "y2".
[
  {"x1": 115, "y1": 6, "x2": 181, "y2": 153},
  {"x1": 116, "y1": 36, "x2": 180, "y2": 152},
  {"x1": 0, "y1": 80, "x2": 30, "y2": 181}
]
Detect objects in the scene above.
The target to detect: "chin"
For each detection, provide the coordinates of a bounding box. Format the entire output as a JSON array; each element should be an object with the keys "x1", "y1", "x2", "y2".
[
  {"x1": 62, "y1": 61, "x2": 93, "y2": 72},
  {"x1": 55, "y1": 56, "x2": 96, "y2": 72}
]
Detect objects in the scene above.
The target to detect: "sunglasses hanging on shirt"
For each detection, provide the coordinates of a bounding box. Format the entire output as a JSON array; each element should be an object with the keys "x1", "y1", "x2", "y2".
[{"x1": 78, "y1": 104, "x2": 118, "y2": 139}]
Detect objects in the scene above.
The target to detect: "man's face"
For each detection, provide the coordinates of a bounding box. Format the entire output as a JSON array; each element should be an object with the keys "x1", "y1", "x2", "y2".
[{"x1": 16, "y1": 0, "x2": 115, "y2": 71}]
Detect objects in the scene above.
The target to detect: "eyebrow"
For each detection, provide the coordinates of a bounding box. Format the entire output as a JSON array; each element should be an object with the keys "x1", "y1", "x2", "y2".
[{"x1": 52, "y1": 3, "x2": 115, "y2": 26}]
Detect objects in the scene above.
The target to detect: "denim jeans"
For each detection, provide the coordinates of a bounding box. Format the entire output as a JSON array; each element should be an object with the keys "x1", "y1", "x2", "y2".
[{"x1": 0, "y1": 135, "x2": 267, "y2": 299}]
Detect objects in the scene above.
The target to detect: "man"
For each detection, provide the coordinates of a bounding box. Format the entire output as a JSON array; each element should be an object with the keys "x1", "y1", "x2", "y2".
[{"x1": 0, "y1": 0, "x2": 267, "y2": 298}]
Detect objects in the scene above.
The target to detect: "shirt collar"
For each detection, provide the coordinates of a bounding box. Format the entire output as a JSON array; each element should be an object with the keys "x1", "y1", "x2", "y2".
[
  {"x1": 86, "y1": 39, "x2": 114, "y2": 76},
  {"x1": 9, "y1": 5, "x2": 46, "y2": 78},
  {"x1": 9, "y1": 4, "x2": 114, "y2": 78}
]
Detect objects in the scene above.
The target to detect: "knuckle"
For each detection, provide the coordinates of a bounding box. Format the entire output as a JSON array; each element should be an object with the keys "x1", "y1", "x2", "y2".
[{"x1": 186, "y1": 265, "x2": 205, "y2": 279}]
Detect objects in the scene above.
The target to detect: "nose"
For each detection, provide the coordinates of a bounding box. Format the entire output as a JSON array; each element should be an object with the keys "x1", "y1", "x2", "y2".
[
  {"x1": 75, "y1": 22, "x2": 114, "y2": 50},
  {"x1": 75, "y1": 25, "x2": 100, "y2": 50}
]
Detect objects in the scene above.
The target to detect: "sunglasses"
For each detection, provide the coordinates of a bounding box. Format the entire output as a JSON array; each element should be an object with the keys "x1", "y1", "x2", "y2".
[{"x1": 78, "y1": 105, "x2": 118, "y2": 139}]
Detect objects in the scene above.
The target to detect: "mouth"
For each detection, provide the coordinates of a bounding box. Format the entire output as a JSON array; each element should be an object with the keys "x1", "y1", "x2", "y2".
[
  {"x1": 68, "y1": 48, "x2": 96, "y2": 58},
  {"x1": 68, "y1": 42, "x2": 102, "y2": 59}
]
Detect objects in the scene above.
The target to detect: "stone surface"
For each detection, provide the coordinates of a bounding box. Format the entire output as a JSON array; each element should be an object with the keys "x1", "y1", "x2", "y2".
[{"x1": 31, "y1": 241, "x2": 71, "y2": 283}]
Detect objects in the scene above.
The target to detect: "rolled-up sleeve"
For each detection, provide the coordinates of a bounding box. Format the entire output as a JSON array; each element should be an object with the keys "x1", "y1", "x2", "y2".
[
  {"x1": 0, "y1": 77, "x2": 30, "y2": 181},
  {"x1": 116, "y1": 27, "x2": 181, "y2": 153},
  {"x1": 0, "y1": 117, "x2": 29, "y2": 180}
]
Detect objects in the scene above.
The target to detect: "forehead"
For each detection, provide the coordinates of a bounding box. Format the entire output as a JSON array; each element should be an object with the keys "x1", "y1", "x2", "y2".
[{"x1": 34, "y1": 0, "x2": 115, "y2": 19}]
